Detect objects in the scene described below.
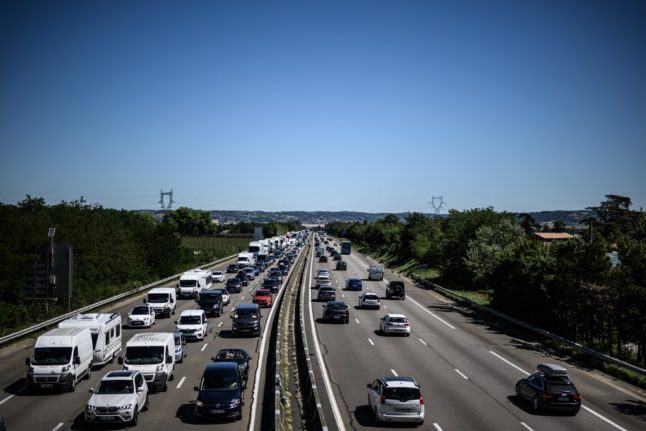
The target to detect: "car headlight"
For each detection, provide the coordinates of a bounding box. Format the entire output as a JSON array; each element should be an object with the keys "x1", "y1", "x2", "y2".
[
  {"x1": 86, "y1": 404, "x2": 96, "y2": 411},
  {"x1": 61, "y1": 365, "x2": 71, "y2": 372},
  {"x1": 156, "y1": 364, "x2": 164, "y2": 372},
  {"x1": 196, "y1": 400, "x2": 203, "y2": 407},
  {"x1": 230, "y1": 398, "x2": 241, "y2": 408},
  {"x1": 119, "y1": 403, "x2": 133, "y2": 410},
  {"x1": 28, "y1": 366, "x2": 34, "y2": 373}
]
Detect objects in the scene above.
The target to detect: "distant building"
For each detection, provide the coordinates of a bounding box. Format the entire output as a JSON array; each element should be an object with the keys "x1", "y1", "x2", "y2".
[{"x1": 533, "y1": 232, "x2": 574, "y2": 242}]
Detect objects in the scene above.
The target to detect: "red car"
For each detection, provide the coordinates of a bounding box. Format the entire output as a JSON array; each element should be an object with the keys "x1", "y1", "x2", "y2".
[{"x1": 252, "y1": 289, "x2": 273, "y2": 307}]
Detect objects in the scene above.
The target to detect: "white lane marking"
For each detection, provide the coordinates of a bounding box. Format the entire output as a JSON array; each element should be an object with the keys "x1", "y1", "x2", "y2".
[
  {"x1": 176, "y1": 376, "x2": 186, "y2": 389},
  {"x1": 382, "y1": 276, "x2": 455, "y2": 329},
  {"x1": 418, "y1": 338, "x2": 427, "y2": 346},
  {"x1": 454, "y1": 369, "x2": 469, "y2": 380},
  {"x1": 383, "y1": 305, "x2": 388, "y2": 309},
  {"x1": 520, "y1": 422, "x2": 535, "y2": 431},
  {"x1": 581, "y1": 405, "x2": 629, "y2": 431},
  {"x1": 341, "y1": 294, "x2": 345, "y2": 298},
  {"x1": 490, "y1": 351, "x2": 629, "y2": 431},
  {"x1": 218, "y1": 321, "x2": 223, "y2": 328},
  {"x1": 355, "y1": 318, "x2": 360, "y2": 324},
  {"x1": 0, "y1": 394, "x2": 14, "y2": 405},
  {"x1": 489, "y1": 351, "x2": 530, "y2": 375},
  {"x1": 390, "y1": 369, "x2": 398, "y2": 376},
  {"x1": 306, "y1": 252, "x2": 347, "y2": 431},
  {"x1": 52, "y1": 424, "x2": 64, "y2": 431},
  {"x1": 241, "y1": 296, "x2": 245, "y2": 300},
  {"x1": 433, "y1": 424, "x2": 444, "y2": 431},
  {"x1": 368, "y1": 338, "x2": 374, "y2": 346},
  {"x1": 201, "y1": 343, "x2": 208, "y2": 352}
]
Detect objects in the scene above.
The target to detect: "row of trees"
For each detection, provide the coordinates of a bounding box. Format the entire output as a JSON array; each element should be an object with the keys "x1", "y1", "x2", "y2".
[
  {"x1": 0, "y1": 199, "x2": 303, "y2": 336},
  {"x1": 326, "y1": 196, "x2": 646, "y2": 365}
]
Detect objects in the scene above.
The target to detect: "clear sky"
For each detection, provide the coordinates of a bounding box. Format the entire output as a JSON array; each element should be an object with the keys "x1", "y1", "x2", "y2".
[{"x1": 1, "y1": 0, "x2": 645, "y2": 213}]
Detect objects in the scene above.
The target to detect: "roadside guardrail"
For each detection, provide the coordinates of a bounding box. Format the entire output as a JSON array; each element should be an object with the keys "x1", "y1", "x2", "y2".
[
  {"x1": 410, "y1": 274, "x2": 646, "y2": 377},
  {"x1": 0, "y1": 255, "x2": 237, "y2": 347}
]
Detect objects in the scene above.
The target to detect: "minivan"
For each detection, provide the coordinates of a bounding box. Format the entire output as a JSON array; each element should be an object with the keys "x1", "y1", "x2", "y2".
[
  {"x1": 194, "y1": 362, "x2": 245, "y2": 420},
  {"x1": 230, "y1": 304, "x2": 262, "y2": 337}
]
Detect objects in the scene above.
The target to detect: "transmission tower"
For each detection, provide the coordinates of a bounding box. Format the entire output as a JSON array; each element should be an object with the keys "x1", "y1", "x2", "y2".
[
  {"x1": 428, "y1": 196, "x2": 446, "y2": 216},
  {"x1": 159, "y1": 189, "x2": 175, "y2": 209}
]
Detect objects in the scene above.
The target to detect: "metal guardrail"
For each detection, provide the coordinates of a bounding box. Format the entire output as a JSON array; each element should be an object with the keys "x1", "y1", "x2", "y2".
[
  {"x1": 410, "y1": 274, "x2": 646, "y2": 377},
  {"x1": 0, "y1": 255, "x2": 237, "y2": 347}
]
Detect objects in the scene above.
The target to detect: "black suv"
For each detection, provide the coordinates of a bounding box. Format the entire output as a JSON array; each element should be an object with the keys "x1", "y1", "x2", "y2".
[
  {"x1": 196, "y1": 290, "x2": 224, "y2": 317},
  {"x1": 226, "y1": 278, "x2": 242, "y2": 293},
  {"x1": 322, "y1": 301, "x2": 349, "y2": 323},
  {"x1": 515, "y1": 364, "x2": 581, "y2": 414},
  {"x1": 335, "y1": 261, "x2": 347, "y2": 270},
  {"x1": 226, "y1": 264, "x2": 239, "y2": 273},
  {"x1": 386, "y1": 281, "x2": 405, "y2": 299}
]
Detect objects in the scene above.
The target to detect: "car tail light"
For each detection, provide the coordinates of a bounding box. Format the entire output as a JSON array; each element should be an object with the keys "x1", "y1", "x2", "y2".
[
  {"x1": 540, "y1": 392, "x2": 554, "y2": 401},
  {"x1": 573, "y1": 393, "x2": 581, "y2": 401},
  {"x1": 379, "y1": 395, "x2": 385, "y2": 404},
  {"x1": 419, "y1": 395, "x2": 424, "y2": 405}
]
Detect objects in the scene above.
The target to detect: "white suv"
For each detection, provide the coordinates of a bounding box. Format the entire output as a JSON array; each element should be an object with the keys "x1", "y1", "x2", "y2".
[
  {"x1": 176, "y1": 309, "x2": 208, "y2": 341},
  {"x1": 85, "y1": 370, "x2": 149, "y2": 426},
  {"x1": 367, "y1": 376, "x2": 424, "y2": 425}
]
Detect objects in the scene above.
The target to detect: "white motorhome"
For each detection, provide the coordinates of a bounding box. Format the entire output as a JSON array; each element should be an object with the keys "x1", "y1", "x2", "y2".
[
  {"x1": 26, "y1": 327, "x2": 94, "y2": 392},
  {"x1": 58, "y1": 312, "x2": 122, "y2": 367},
  {"x1": 146, "y1": 287, "x2": 177, "y2": 317},
  {"x1": 177, "y1": 269, "x2": 212, "y2": 298},
  {"x1": 119, "y1": 332, "x2": 175, "y2": 392},
  {"x1": 236, "y1": 252, "x2": 255, "y2": 268}
]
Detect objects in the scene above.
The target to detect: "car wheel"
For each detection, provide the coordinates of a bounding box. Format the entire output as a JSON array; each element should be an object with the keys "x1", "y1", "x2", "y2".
[
  {"x1": 143, "y1": 395, "x2": 150, "y2": 411},
  {"x1": 374, "y1": 407, "x2": 381, "y2": 424},
  {"x1": 161, "y1": 378, "x2": 168, "y2": 392},
  {"x1": 515, "y1": 383, "x2": 521, "y2": 398},
  {"x1": 532, "y1": 396, "x2": 540, "y2": 413},
  {"x1": 85, "y1": 363, "x2": 92, "y2": 379},
  {"x1": 130, "y1": 408, "x2": 138, "y2": 426}
]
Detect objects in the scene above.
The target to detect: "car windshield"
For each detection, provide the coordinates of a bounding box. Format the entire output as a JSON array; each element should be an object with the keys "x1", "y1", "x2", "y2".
[
  {"x1": 124, "y1": 346, "x2": 164, "y2": 364},
  {"x1": 179, "y1": 315, "x2": 202, "y2": 324},
  {"x1": 199, "y1": 292, "x2": 220, "y2": 300},
  {"x1": 213, "y1": 289, "x2": 226, "y2": 295},
  {"x1": 546, "y1": 383, "x2": 576, "y2": 393},
  {"x1": 234, "y1": 309, "x2": 258, "y2": 319},
  {"x1": 227, "y1": 280, "x2": 240, "y2": 286},
  {"x1": 383, "y1": 387, "x2": 420, "y2": 401},
  {"x1": 364, "y1": 295, "x2": 379, "y2": 300},
  {"x1": 200, "y1": 372, "x2": 238, "y2": 391},
  {"x1": 95, "y1": 379, "x2": 134, "y2": 395},
  {"x1": 327, "y1": 303, "x2": 346, "y2": 310},
  {"x1": 131, "y1": 306, "x2": 150, "y2": 315},
  {"x1": 147, "y1": 293, "x2": 169, "y2": 303},
  {"x1": 256, "y1": 291, "x2": 269, "y2": 297},
  {"x1": 213, "y1": 272, "x2": 223, "y2": 276},
  {"x1": 215, "y1": 350, "x2": 246, "y2": 363},
  {"x1": 179, "y1": 279, "x2": 197, "y2": 287},
  {"x1": 31, "y1": 347, "x2": 72, "y2": 365},
  {"x1": 389, "y1": 317, "x2": 407, "y2": 323}
]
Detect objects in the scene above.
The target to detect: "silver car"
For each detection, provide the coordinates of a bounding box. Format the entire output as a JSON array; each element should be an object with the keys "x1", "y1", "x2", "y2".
[
  {"x1": 379, "y1": 314, "x2": 411, "y2": 336},
  {"x1": 367, "y1": 376, "x2": 424, "y2": 425},
  {"x1": 173, "y1": 332, "x2": 187, "y2": 363},
  {"x1": 358, "y1": 292, "x2": 381, "y2": 309}
]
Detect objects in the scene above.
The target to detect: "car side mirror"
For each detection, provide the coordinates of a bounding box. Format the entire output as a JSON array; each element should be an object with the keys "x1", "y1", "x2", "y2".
[
  {"x1": 74, "y1": 356, "x2": 81, "y2": 365},
  {"x1": 366, "y1": 384, "x2": 372, "y2": 389},
  {"x1": 89, "y1": 388, "x2": 95, "y2": 393},
  {"x1": 25, "y1": 357, "x2": 30, "y2": 366},
  {"x1": 118, "y1": 356, "x2": 124, "y2": 364},
  {"x1": 166, "y1": 355, "x2": 173, "y2": 364},
  {"x1": 194, "y1": 386, "x2": 199, "y2": 391},
  {"x1": 143, "y1": 298, "x2": 147, "y2": 303}
]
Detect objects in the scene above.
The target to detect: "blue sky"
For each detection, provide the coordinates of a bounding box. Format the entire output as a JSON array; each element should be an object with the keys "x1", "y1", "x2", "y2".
[{"x1": 1, "y1": 0, "x2": 645, "y2": 213}]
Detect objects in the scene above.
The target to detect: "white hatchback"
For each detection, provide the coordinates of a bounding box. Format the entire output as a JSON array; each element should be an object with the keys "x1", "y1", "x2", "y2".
[
  {"x1": 127, "y1": 304, "x2": 156, "y2": 328},
  {"x1": 367, "y1": 376, "x2": 424, "y2": 425},
  {"x1": 211, "y1": 271, "x2": 226, "y2": 283},
  {"x1": 358, "y1": 292, "x2": 381, "y2": 309},
  {"x1": 379, "y1": 314, "x2": 411, "y2": 336}
]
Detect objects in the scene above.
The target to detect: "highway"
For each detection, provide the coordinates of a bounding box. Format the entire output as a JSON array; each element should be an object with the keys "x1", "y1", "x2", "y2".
[
  {"x1": 1, "y1": 233, "x2": 645, "y2": 431},
  {"x1": 0, "y1": 253, "x2": 302, "y2": 431},
  {"x1": 304, "y1": 238, "x2": 645, "y2": 431}
]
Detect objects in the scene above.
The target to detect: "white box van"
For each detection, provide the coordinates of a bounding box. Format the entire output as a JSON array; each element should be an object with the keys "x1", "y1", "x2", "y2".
[
  {"x1": 177, "y1": 269, "x2": 212, "y2": 298},
  {"x1": 58, "y1": 312, "x2": 122, "y2": 367},
  {"x1": 119, "y1": 332, "x2": 175, "y2": 392},
  {"x1": 367, "y1": 265, "x2": 384, "y2": 281},
  {"x1": 25, "y1": 327, "x2": 94, "y2": 392},
  {"x1": 146, "y1": 287, "x2": 177, "y2": 317}
]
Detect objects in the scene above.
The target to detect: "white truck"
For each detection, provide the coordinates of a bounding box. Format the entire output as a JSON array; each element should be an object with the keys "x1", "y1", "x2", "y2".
[
  {"x1": 146, "y1": 287, "x2": 177, "y2": 317},
  {"x1": 26, "y1": 327, "x2": 94, "y2": 392},
  {"x1": 236, "y1": 252, "x2": 255, "y2": 268},
  {"x1": 119, "y1": 332, "x2": 175, "y2": 392},
  {"x1": 177, "y1": 269, "x2": 212, "y2": 298},
  {"x1": 58, "y1": 312, "x2": 122, "y2": 367}
]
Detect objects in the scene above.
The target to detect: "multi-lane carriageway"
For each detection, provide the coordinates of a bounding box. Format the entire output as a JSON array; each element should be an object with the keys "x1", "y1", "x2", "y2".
[{"x1": 0, "y1": 235, "x2": 644, "y2": 430}]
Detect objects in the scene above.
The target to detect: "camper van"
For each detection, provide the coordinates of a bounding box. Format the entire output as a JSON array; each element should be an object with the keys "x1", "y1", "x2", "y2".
[
  {"x1": 236, "y1": 252, "x2": 256, "y2": 268},
  {"x1": 119, "y1": 332, "x2": 175, "y2": 392},
  {"x1": 26, "y1": 327, "x2": 94, "y2": 392},
  {"x1": 58, "y1": 313, "x2": 122, "y2": 367},
  {"x1": 177, "y1": 269, "x2": 212, "y2": 298},
  {"x1": 146, "y1": 287, "x2": 177, "y2": 317}
]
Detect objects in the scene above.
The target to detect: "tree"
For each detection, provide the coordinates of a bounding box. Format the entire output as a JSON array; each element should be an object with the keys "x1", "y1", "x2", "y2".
[{"x1": 518, "y1": 213, "x2": 538, "y2": 234}]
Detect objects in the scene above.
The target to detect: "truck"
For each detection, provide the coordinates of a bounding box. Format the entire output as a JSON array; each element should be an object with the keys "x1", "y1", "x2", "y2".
[
  {"x1": 58, "y1": 312, "x2": 122, "y2": 367},
  {"x1": 26, "y1": 327, "x2": 94, "y2": 392},
  {"x1": 146, "y1": 287, "x2": 177, "y2": 317},
  {"x1": 119, "y1": 332, "x2": 175, "y2": 392},
  {"x1": 177, "y1": 269, "x2": 212, "y2": 298}
]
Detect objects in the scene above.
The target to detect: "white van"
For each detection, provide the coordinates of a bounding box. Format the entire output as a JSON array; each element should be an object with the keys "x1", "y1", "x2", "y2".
[
  {"x1": 119, "y1": 332, "x2": 175, "y2": 392},
  {"x1": 26, "y1": 327, "x2": 94, "y2": 392},
  {"x1": 58, "y1": 312, "x2": 122, "y2": 367},
  {"x1": 236, "y1": 252, "x2": 256, "y2": 268},
  {"x1": 367, "y1": 264, "x2": 384, "y2": 281},
  {"x1": 177, "y1": 269, "x2": 212, "y2": 298},
  {"x1": 146, "y1": 287, "x2": 177, "y2": 317}
]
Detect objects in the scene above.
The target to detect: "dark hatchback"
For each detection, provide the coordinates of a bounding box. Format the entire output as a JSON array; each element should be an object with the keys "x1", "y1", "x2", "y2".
[
  {"x1": 345, "y1": 277, "x2": 363, "y2": 291},
  {"x1": 196, "y1": 290, "x2": 224, "y2": 317},
  {"x1": 226, "y1": 278, "x2": 242, "y2": 293},
  {"x1": 515, "y1": 364, "x2": 581, "y2": 414},
  {"x1": 336, "y1": 261, "x2": 347, "y2": 270},
  {"x1": 194, "y1": 362, "x2": 245, "y2": 420},
  {"x1": 226, "y1": 264, "x2": 239, "y2": 273},
  {"x1": 262, "y1": 278, "x2": 279, "y2": 293},
  {"x1": 322, "y1": 301, "x2": 350, "y2": 323}
]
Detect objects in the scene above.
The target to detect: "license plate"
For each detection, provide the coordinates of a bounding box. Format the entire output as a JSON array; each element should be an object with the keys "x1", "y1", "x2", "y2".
[
  {"x1": 211, "y1": 409, "x2": 225, "y2": 414},
  {"x1": 395, "y1": 408, "x2": 410, "y2": 412},
  {"x1": 40, "y1": 384, "x2": 53, "y2": 388},
  {"x1": 98, "y1": 417, "x2": 112, "y2": 421},
  {"x1": 558, "y1": 397, "x2": 569, "y2": 401}
]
